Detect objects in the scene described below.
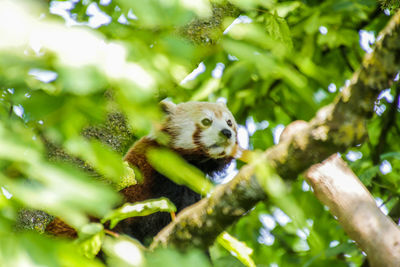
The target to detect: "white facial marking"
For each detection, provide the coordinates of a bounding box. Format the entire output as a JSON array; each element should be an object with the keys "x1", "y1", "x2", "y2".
[
  {"x1": 200, "y1": 110, "x2": 236, "y2": 158},
  {"x1": 171, "y1": 117, "x2": 196, "y2": 149}
]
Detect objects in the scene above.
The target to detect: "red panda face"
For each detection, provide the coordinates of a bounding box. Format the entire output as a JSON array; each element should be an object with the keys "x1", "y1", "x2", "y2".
[{"x1": 161, "y1": 100, "x2": 239, "y2": 159}]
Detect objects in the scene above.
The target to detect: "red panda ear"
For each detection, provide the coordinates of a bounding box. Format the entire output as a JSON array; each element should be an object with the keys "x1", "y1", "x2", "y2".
[
  {"x1": 216, "y1": 101, "x2": 227, "y2": 107},
  {"x1": 160, "y1": 99, "x2": 176, "y2": 114}
]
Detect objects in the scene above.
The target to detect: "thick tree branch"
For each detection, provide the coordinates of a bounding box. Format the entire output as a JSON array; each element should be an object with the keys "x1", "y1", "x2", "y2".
[
  {"x1": 152, "y1": 10, "x2": 400, "y2": 249},
  {"x1": 305, "y1": 154, "x2": 400, "y2": 267}
]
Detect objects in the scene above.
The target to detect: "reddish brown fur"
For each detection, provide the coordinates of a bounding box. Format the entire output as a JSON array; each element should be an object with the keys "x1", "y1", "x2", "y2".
[{"x1": 45, "y1": 218, "x2": 77, "y2": 238}]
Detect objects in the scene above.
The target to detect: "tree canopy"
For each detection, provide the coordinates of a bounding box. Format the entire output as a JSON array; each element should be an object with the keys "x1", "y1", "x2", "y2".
[{"x1": 1, "y1": 0, "x2": 400, "y2": 266}]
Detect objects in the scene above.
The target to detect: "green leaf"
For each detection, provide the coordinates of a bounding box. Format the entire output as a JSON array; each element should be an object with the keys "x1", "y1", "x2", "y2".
[
  {"x1": 325, "y1": 242, "x2": 357, "y2": 258},
  {"x1": 115, "y1": 162, "x2": 137, "y2": 191},
  {"x1": 227, "y1": 23, "x2": 277, "y2": 51},
  {"x1": 222, "y1": 61, "x2": 255, "y2": 91},
  {"x1": 251, "y1": 128, "x2": 274, "y2": 150},
  {"x1": 57, "y1": 66, "x2": 107, "y2": 95},
  {"x1": 359, "y1": 166, "x2": 380, "y2": 186},
  {"x1": 65, "y1": 137, "x2": 128, "y2": 183},
  {"x1": 273, "y1": 2, "x2": 302, "y2": 18},
  {"x1": 102, "y1": 235, "x2": 145, "y2": 267},
  {"x1": 76, "y1": 223, "x2": 105, "y2": 259},
  {"x1": 381, "y1": 152, "x2": 400, "y2": 160},
  {"x1": 222, "y1": 39, "x2": 276, "y2": 77},
  {"x1": 264, "y1": 13, "x2": 293, "y2": 50},
  {"x1": 191, "y1": 78, "x2": 221, "y2": 101},
  {"x1": 217, "y1": 232, "x2": 256, "y2": 267},
  {"x1": 102, "y1": 198, "x2": 176, "y2": 229},
  {"x1": 304, "y1": 11, "x2": 320, "y2": 34},
  {"x1": 226, "y1": 0, "x2": 258, "y2": 10},
  {"x1": 146, "y1": 148, "x2": 214, "y2": 195},
  {"x1": 117, "y1": 0, "x2": 210, "y2": 27},
  {"x1": 317, "y1": 28, "x2": 358, "y2": 48}
]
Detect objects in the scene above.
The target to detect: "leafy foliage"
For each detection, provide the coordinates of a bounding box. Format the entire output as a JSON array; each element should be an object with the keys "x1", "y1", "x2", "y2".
[{"x1": 0, "y1": 0, "x2": 398, "y2": 266}]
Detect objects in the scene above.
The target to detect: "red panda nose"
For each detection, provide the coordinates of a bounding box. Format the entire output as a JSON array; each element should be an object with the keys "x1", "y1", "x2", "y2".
[{"x1": 220, "y1": 129, "x2": 232, "y2": 139}]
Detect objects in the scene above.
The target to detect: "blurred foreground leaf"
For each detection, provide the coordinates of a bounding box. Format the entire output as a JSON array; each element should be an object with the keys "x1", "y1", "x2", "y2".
[
  {"x1": 217, "y1": 232, "x2": 255, "y2": 267},
  {"x1": 65, "y1": 137, "x2": 128, "y2": 183},
  {"x1": 117, "y1": 0, "x2": 211, "y2": 27},
  {"x1": 0, "y1": 231, "x2": 104, "y2": 267},
  {"x1": 102, "y1": 235, "x2": 145, "y2": 267},
  {"x1": 76, "y1": 223, "x2": 105, "y2": 259},
  {"x1": 147, "y1": 148, "x2": 214, "y2": 195},
  {"x1": 102, "y1": 198, "x2": 176, "y2": 229}
]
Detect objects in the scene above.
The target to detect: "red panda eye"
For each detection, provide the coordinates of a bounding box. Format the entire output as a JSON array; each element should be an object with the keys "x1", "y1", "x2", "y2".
[
  {"x1": 227, "y1": 120, "x2": 232, "y2": 127},
  {"x1": 201, "y1": 118, "x2": 212, "y2": 126}
]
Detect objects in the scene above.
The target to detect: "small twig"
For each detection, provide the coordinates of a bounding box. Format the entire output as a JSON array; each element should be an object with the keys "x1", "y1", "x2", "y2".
[
  {"x1": 170, "y1": 211, "x2": 176, "y2": 221},
  {"x1": 104, "y1": 229, "x2": 120, "y2": 238}
]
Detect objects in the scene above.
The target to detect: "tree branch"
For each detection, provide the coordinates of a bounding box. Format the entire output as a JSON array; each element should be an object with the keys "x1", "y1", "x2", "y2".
[
  {"x1": 305, "y1": 154, "x2": 400, "y2": 267},
  {"x1": 151, "y1": 10, "x2": 400, "y2": 249}
]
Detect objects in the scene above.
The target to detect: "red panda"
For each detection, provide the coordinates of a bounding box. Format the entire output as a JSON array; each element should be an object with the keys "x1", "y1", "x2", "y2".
[
  {"x1": 46, "y1": 100, "x2": 239, "y2": 244},
  {"x1": 117, "y1": 100, "x2": 239, "y2": 244}
]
